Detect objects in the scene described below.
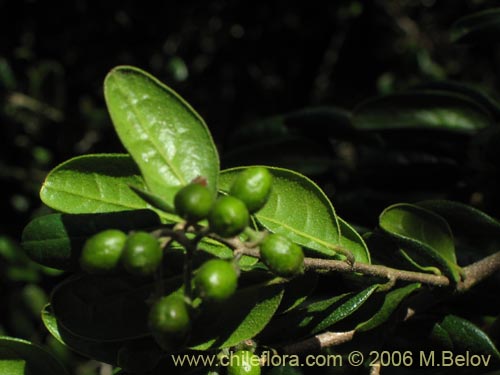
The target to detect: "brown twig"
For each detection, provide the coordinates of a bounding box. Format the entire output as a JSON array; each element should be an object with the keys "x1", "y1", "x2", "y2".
[
  {"x1": 304, "y1": 257, "x2": 450, "y2": 287},
  {"x1": 233, "y1": 246, "x2": 451, "y2": 287},
  {"x1": 228, "y1": 242, "x2": 500, "y2": 293},
  {"x1": 166, "y1": 228, "x2": 500, "y2": 355},
  {"x1": 457, "y1": 251, "x2": 500, "y2": 292},
  {"x1": 267, "y1": 252, "x2": 500, "y2": 355}
]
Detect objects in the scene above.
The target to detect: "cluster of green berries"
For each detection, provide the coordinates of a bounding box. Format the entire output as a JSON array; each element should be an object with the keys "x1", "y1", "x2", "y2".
[
  {"x1": 80, "y1": 229, "x2": 162, "y2": 277},
  {"x1": 174, "y1": 167, "x2": 273, "y2": 237},
  {"x1": 79, "y1": 167, "x2": 302, "y2": 370},
  {"x1": 147, "y1": 258, "x2": 239, "y2": 350},
  {"x1": 175, "y1": 167, "x2": 304, "y2": 276}
]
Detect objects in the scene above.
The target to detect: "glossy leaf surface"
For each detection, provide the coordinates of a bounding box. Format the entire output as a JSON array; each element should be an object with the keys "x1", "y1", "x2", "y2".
[
  {"x1": 188, "y1": 282, "x2": 284, "y2": 350},
  {"x1": 220, "y1": 167, "x2": 342, "y2": 258},
  {"x1": 416, "y1": 81, "x2": 500, "y2": 119},
  {"x1": 434, "y1": 315, "x2": 500, "y2": 360},
  {"x1": 40, "y1": 154, "x2": 147, "y2": 213},
  {"x1": 261, "y1": 284, "x2": 378, "y2": 343},
  {"x1": 356, "y1": 283, "x2": 421, "y2": 332},
  {"x1": 339, "y1": 217, "x2": 371, "y2": 264},
  {"x1": 418, "y1": 200, "x2": 500, "y2": 237},
  {"x1": 379, "y1": 203, "x2": 460, "y2": 282},
  {"x1": 0, "y1": 336, "x2": 68, "y2": 375},
  {"x1": 104, "y1": 66, "x2": 219, "y2": 204},
  {"x1": 353, "y1": 91, "x2": 491, "y2": 134}
]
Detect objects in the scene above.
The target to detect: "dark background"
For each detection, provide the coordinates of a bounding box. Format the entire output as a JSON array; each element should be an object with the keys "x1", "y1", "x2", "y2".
[
  {"x1": 0, "y1": 0, "x2": 500, "y2": 239},
  {"x1": 1, "y1": 0, "x2": 499, "y2": 242},
  {"x1": 1, "y1": 1, "x2": 500, "y2": 372}
]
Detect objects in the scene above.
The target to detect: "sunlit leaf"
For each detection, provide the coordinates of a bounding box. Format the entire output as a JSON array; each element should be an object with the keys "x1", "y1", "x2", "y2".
[{"x1": 104, "y1": 66, "x2": 219, "y2": 205}]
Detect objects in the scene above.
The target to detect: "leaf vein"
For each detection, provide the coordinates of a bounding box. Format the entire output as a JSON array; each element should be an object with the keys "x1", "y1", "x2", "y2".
[
  {"x1": 113, "y1": 75, "x2": 187, "y2": 186},
  {"x1": 258, "y1": 214, "x2": 339, "y2": 252},
  {"x1": 44, "y1": 186, "x2": 145, "y2": 211}
]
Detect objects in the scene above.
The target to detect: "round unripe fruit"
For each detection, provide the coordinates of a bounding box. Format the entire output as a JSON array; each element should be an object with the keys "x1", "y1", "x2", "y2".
[
  {"x1": 194, "y1": 259, "x2": 238, "y2": 302},
  {"x1": 149, "y1": 294, "x2": 190, "y2": 350},
  {"x1": 260, "y1": 234, "x2": 304, "y2": 277},
  {"x1": 227, "y1": 350, "x2": 261, "y2": 375},
  {"x1": 80, "y1": 229, "x2": 127, "y2": 274},
  {"x1": 174, "y1": 183, "x2": 214, "y2": 222},
  {"x1": 208, "y1": 196, "x2": 249, "y2": 238},
  {"x1": 122, "y1": 232, "x2": 162, "y2": 276},
  {"x1": 230, "y1": 167, "x2": 273, "y2": 213}
]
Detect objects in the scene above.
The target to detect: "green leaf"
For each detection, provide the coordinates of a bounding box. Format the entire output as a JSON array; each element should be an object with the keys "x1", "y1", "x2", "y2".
[
  {"x1": 277, "y1": 273, "x2": 318, "y2": 314},
  {"x1": 104, "y1": 65, "x2": 219, "y2": 204},
  {"x1": 451, "y1": 8, "x2": 500, "y2": 44},
  {"x1": 199, "y1": 237, "x2": 258, "y2": 268},
  {"x1": 356, "y1": 283, "x2": 421, "y2": 332},
  {"x1": 434, "y1": 315, "x2": 500, "y2": 361},
  {"x1": 379, "y1": 203, "x2": 461, "y2": 282},
  {"x1": 42, "y1": 305, "x2": 162, "y2": 371},
  {"x1": 40, "y1": 154, "x2": 149, "y2": 213},
  {"x1": 42, "y1": 304, "x2": 122, "y2": 365},
  {"x1": 22, "y1": 210, "x2": 160, "y2": 270},
  {"x1": 339, "y1": 217, "x2": 371, "y2": 264},
  {"x1": 416, "y1": 81, "x2": 500, "y2": 120},
  {"x1": 50, "y1": 274, "x2": 183, "y2": 342},
  {"x1": 261, "y1": 285, "x2": 378, "y2": 343},
  {"x1": 165, "y1": 235, "x2": 257, "y2": 274},
  {"x1": 0, "y1": 336, "x2": 68, "y2": 375},
  {"x1": 128, "y1": 185, "x2": 176, "y2": 214},
  {"x1": 353, "y1": 91, "x2": 492, "y2": 134},
  {"x1": 430, "y1": 322, "x2": 454, "y2": 349},
  {"x1": 417, "y1": 200, "x2": 500, "y2": 237},
  {"x1": 188, "y1": 281, "x2": 284, "y2": 350},
  {"x1": 219, "y1": 167, "x2": 342, "y2": 259},
  {"x1": 399, "y1": 249, "x2": 441, "y2": 275},
  {"x1": 50, "y1": 272, "x2": 282, "y2": 347},
  {"x1": 308, "y1": 284, "x2": 378, "y2": 334},
  {"x1": 418, "y1": 200, "x2": 500, "y2": 260}
]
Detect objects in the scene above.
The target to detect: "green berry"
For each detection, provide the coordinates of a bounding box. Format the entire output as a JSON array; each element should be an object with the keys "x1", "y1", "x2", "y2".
[
  {"x1": 260, "y1": 234, "x2": 304, "y2": 277},
  {"x1": 208, "y1": 196, "x2": 249, "y2": 238},
  {"x1": 174, "y1": 183, "x2": 214, "y2": 222},
  {"x1": 194, "y1": 259, "x2": 238, "y2": 302},
  {"x1": 149, "y1": 294, "x2": 190, "y2": 350},
  {"x1": 227, "y1": 350, "x2": 261, "y2": 375},
  {"x1": 80, "y1": 229, "x2": 127, "y2": 274},
  {"x1": 122, "y1": 232, "x2": 162, "y2": 276},
  {"x1": 230, "y1": 167, "x2": 273, "y2": 213}
]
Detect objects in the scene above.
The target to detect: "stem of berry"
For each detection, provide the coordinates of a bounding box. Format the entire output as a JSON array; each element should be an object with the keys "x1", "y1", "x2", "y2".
[{"x1": 173, "y1": 223, "x2": 196, "y2": 302}]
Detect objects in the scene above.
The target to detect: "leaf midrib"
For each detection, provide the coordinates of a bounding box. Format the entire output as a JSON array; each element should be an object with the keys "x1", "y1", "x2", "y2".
[
  {"x1": 113, "y1": 74, "x2": 187, "y2": 186},
  {"x1": 258, "y1": 214, "x2": 341, "y2": 252},
  {"x1": 44, "y1": 185, "x2": 146, "y2": 211}
]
